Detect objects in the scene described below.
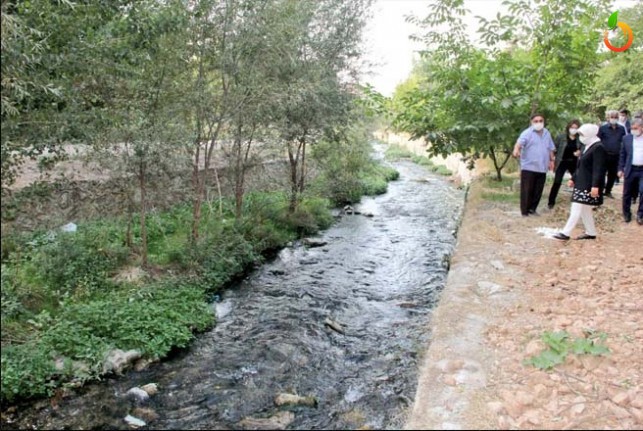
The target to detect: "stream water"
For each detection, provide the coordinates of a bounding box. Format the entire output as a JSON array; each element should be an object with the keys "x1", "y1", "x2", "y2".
[{"x1": 3, "y1": 148, "x2": 465, "y2": 430}]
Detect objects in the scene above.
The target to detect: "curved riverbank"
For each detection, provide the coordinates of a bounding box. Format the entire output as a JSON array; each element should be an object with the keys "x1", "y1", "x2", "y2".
[{"x1": 407, "y1": 177, "x2": 643, "y2": 430}]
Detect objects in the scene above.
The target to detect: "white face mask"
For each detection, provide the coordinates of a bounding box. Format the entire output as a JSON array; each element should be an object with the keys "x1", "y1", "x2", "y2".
[
  {"x1": 619, "y1": 116, "x2": 627, "y2": 123},
  {"x1": 579, "y1": 135, "x2": 591, "y2": 145},
  {"x1": 532, "y1": 122, "x2": 544, "y2": 131},
  {"x1": 569, "y1": 128, "x2": 578, "y2": 135},
  {"x1": 633, "y1": 129, "x2": 642, "y2": 137},
  {"x1": 609, "y1": 118, "x2": 618, "y2": 125}
]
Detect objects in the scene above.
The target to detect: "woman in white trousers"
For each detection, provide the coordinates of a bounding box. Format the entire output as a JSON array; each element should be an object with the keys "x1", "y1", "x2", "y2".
[{"x1": 554, "y1": 123, "x2": 607, "y2": 240}]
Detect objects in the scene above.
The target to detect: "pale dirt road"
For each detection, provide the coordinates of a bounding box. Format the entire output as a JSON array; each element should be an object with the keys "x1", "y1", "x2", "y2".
[{"x1": 407, "y1": 181, "x2": 643, "y2": 430}]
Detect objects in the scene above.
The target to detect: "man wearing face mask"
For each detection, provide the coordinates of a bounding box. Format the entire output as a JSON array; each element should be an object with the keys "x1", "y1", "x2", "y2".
[
  {"x1": 597, "y1": 110, "x2": 626, "y2": 198},
  {"x1": 547, "y1": 119, "x2": 582, "y2": 209},
  {"x1": 513, "y1": 113, "x2": 556, "y2": 217},
  {"x1": 618, "y1": 118, "x2": 643, "y2": 225},
  {"x1": 618, "y1": 109, "x2": 631, "y2": 134}
]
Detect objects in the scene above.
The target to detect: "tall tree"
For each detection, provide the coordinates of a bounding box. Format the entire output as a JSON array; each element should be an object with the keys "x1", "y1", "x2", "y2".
[{"x1": 394, "y1": 0, "x2": 609, "y2": 180}]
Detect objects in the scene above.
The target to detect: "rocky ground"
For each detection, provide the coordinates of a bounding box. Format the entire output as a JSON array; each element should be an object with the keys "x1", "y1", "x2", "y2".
[{"x1": 407, "y1": 181, "x2": 643, "y2": 430}]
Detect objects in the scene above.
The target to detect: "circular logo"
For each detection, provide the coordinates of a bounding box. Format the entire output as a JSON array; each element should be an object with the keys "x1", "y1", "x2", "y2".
[{"x1": 604, "y1": 21, "x2": 634, "y2": 52}]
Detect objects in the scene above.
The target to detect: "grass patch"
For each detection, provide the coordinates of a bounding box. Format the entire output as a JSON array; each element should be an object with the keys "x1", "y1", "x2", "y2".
[
  {"x1": 385, "y1": 144, "x2": 452, "y2": 176},
  {"x1": 385, "y1": 144, "x2": 415, "y2": 160},
  {"x1": 477, "y1": 174, "x2": 520, "y2": 204},
  {"x1": 432, "y1": 165, "x2": 452, "y2": 176}
]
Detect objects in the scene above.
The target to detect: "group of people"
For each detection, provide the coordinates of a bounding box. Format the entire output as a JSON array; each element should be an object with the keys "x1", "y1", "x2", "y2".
[{"x1": 512, "y1": 109, "x2": 643, "y2": 240}]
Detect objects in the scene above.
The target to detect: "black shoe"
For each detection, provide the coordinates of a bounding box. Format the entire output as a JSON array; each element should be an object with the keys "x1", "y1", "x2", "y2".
[
  {"x1": 547, "y1": 204, "x2": 554, "y2": 210},
  {"x1": 605, "y1": 192, "x2": 614, "y2": 199},
  {"x1": 624, "y1": 214, "x2": 632, "y2": 223},
  {"x1": 638, "y1": 217, "x2": 643, "y2": 226},
  {"x1": 528, "y1": 210, "x2": 540, "y2": 216},
  {"x1": 575, "y1": 234, "x2": 596, "y2": 240},
  {"x1": 553, "y1": 233, "x2": 570, "y2": 240}
]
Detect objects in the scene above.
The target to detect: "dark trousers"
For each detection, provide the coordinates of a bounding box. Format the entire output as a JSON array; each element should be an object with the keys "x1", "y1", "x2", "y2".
[
  {"x1": 548, "y1": 160, "x2": 577, "y2": 207},
  {"x1": 623, "y1": 166, "x2": 643, "y2": 218},
  {"x1": 604, "y1": 153, "x2": 620, "y2": 194},
  {"x1": 520, "y1": 170, "x2": 547, "y2": 215}
]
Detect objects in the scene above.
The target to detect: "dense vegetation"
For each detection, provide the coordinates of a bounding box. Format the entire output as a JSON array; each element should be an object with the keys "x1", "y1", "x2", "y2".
[
  {"x1": 390, "y1": 0, "x2": 642, "y2": 180},
  {"x1": 0, "y1": 0, "x2": 404, "y2": 403}
]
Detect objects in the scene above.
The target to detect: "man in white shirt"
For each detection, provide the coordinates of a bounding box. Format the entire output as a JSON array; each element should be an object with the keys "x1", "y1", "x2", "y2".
[{"x1": 618, "y1": 118, "x2": 643, "y2": 224}]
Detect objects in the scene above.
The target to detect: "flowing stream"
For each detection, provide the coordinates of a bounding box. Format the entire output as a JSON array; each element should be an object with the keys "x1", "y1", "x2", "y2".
[{"x1": 3, "y1": 146, "x2": 465, "y2": 430}]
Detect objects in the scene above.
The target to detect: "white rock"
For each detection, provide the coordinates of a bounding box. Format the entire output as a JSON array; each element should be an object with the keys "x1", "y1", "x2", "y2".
[
  {"x1": 61, "y1": 222, "x2": 78, "y2": 232},
  {"x1": 124, "y1": 415, "x2": 146, "y2": 428}
]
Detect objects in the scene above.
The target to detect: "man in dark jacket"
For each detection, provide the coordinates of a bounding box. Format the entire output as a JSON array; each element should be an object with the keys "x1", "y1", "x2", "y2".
[
  {"x1": 618, "y1": 118, "x2": 643, "y2": 224},
  {"x1": 598, "y1": 110, "x2": 626, "y2": 198}
]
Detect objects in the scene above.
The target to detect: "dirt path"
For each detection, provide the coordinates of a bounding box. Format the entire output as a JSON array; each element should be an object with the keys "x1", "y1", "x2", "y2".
[{"x1": 407, "y1": 181, "x2": 643, "y2": 430}]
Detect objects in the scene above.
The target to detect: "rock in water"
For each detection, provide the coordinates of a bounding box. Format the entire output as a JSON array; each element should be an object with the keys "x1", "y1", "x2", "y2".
[
  {"x1": 125, "y1": 387, "x2": 150, "y2": 403},
  {"x1": 303, "y1": 238, "x2": 328, "y2": 248},
  {"x1": 238, "y1": 411, "x2": 295, "y2": 430},
  {"x1": 131, "y1": 408, "x2": 159, "y2": 423},
  {"x1": 103, "y1": 349, "x2": 142, "y2": 375},
  {"x1": 275, "y1": 393, "x2": 317, "y2": 407},
  {"x1": 124, "y1": 415, "x2": 146, "y2": 428},
  {"x1": 324, "y1": 317, "x2": 345, "y2": 335},
  {"x1": 140, "y1": 383, "x2": 159, "y2": 396}
]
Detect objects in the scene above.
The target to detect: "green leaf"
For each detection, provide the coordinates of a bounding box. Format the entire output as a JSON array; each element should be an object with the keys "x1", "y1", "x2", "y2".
[
  {"x1": 525, "y1": 349, "x2": 566, "y2": 370},
  {"x1": 571, "y1": 338, "x2": 593, "y2": 354},
  {"x1": 587, "y1": 343, "x2": 610, "y2": 356},
  {"x1": 608, "y1": 11, "x2": 618, "y2": 30}
]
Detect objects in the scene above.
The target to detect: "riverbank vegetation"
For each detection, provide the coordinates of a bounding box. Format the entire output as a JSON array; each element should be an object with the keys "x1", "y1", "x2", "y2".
[
  {"x1": 385, "y1": 145, "x2": 452, "y2": 176},
  {"x1": 0, "y1": 0, "x2": 403, "y2": 403}
]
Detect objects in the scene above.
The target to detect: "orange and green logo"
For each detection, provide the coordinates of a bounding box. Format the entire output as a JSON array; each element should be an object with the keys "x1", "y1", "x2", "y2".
[{"x1": 604, "y1": 11, "x2": 633, "y2": 52}]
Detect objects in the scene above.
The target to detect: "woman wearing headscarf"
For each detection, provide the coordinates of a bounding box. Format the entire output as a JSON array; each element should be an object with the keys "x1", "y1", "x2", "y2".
[
  {"x1": 553, "y1": 123, "x2": 607, "y2": 240},
  {"x1": 547, "y1": 119, "x2": 582, "y2": 209}
]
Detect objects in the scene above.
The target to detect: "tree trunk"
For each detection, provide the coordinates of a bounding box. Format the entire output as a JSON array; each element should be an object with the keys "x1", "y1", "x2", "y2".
[
  {"x1": 138, "y1": 160, "x2": 148, "y2": 267},
  {"x1": 191, "y1": 145, "x2": 203, "y2": 243},
  {"x1": 298, "y1": 135, "x2": 307, "y2": 194},
  {"x1": 489, "y1": 147, "x2": 512, "y2": 181},
  {"x1": 235, "y1": 138, "x2": 244, "y2": 219},
  {"x1": 126, "y1": 206, "x2": 133, "y2": 249},
  {"x1": 213, "y1": 164, "x2": 223, "y2": 217},
  {"x1": 288, "y1": 141, "x2": 300, "y2": 213}
]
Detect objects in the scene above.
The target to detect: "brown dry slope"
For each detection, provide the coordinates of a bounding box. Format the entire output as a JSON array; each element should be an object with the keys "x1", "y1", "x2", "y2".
[{"x1": 407, "y1": 180, "x2": 643, "y2": 430}]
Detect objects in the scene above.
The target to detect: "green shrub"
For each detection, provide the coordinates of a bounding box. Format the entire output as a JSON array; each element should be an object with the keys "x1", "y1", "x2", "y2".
[
  {"x1": 1, "y1": 264, "x2": 26, "y2": 323},
  {"x1": 0, "y1": 280, "x2": 214, "y2": 403},
  {"x1": 360, "y1": 175, "x2": 388, "y2": 195},
  {"x1": 188, "y1": 229, "x2": 259, "y2": 288},
  {"x1": 32, "y1": 230, "x2": 128, "y2": 299},
  {"x1": 1, "y1": 343, "x2": 58, "y2": 402},
  {"x1": 299, "y1": 197, "x2": 333, "y2": 230}
]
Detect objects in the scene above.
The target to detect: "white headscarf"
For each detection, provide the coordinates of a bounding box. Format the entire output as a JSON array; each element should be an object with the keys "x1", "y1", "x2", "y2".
[{"x1": 578, "y1": 123, "x2": 601, "y2": 151}]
